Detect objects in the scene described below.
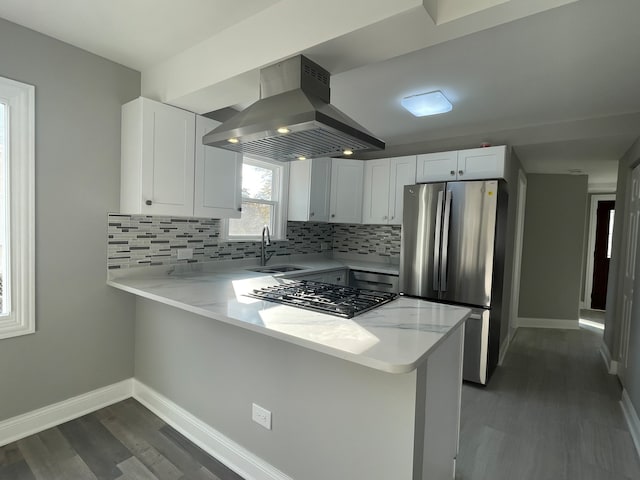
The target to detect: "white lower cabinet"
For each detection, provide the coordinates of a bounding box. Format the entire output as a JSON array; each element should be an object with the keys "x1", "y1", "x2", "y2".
[
  {"x1": 362, "y1": 156, "x2": 416, "y2": 225},
  {"x1": 330, "y1": 158, "x2": 364, "y2": 223},
  {"x1": 194, "y1": 116, "x2": 242, "y2": 218},
  {"x1": 120, "y1": 97, "x2": 242, "y2": 218}
]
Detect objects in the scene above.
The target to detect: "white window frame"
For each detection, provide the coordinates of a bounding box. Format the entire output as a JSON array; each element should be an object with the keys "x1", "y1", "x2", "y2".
[
  {"x1": 223, "y1": 155, "x2": 289, "y2": 241},
  {"x1": 0, "y1": 76, "x2": 35, "y2": 339}
]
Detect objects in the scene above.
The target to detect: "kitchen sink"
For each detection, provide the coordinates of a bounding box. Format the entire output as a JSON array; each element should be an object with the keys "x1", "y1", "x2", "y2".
[{"x1": 247, "y1": 265, "x2": 305, "y2": 274}]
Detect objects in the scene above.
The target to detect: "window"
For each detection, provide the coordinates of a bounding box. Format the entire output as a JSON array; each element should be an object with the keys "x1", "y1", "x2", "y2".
[
  {"x1": 225, "y1": 156, "x2": 288, "y2": 240},
  {"x1": 0, "y1": 76, "x2": 35, "y2": 339}
]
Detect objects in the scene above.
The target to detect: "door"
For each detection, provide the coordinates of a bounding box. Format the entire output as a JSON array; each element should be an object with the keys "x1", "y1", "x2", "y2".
[
  {"x1": 399, "y1": 183, "x2": 445, "y2": 301},
  {"x1": 456, "y1": 146, "x2": 506, "y2": 181},
  {"x1": 439, "y1": 180, "x2": 499, "y2": 307},
  {"x1": 141, "y1": 98, "x2": 195, "y2": 216},
  {"x1": 194, "y1": 116, "x2": 242, "y2": 218},
  {"x1": 388, "y1": 156, "x2": 417, "y2": 225},
  {"x1": 329, "y1": 158, "x2": 364, "y2": 223},
  {"x1": 619, "y1": 164, "x2": 640, "y2": 380},
  {"x1": 591, "y1": 200, "x2": 615, "y2": 309},
  {"x1": 416, "y1": 151, "x2": 457, "y2": 183}
]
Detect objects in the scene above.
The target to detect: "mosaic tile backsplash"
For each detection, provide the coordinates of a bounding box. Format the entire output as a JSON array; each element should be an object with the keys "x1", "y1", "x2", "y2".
[{"x1": 107, "y1": 214, "x2": 401, "y2": 270}]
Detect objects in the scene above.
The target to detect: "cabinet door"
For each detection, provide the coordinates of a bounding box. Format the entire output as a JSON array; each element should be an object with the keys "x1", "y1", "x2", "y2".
[
  {"x1": 194, "y1": 116, "x2": 242, "y2": 218},
  {"x1": 330, "y1": 159, "x2": 364, "y2": 224},
  {"x1": 308, "y1": 157, "x2": 331, "y2": 222},
  {"x1": 388, "y1": 156, "x2": 417, "y2": 225},
  {"x1": 141, "y1": 98, "x2": 195, "y2": 216},
  {"x1": 362, "y1": 159, "x2": 391, "y2": 225},
  {"x1": 416, "y1": 151, "x2": 458, "y2": 183},
  {"x1": 323, "y1": 269, "x2": 347, "y2": 285},
  {"x1": 287, "y1": 160, "x2": 312, "y2": 221},
  {"x1": 456, "y1": 145, "x2": 506, "y2": 180}
]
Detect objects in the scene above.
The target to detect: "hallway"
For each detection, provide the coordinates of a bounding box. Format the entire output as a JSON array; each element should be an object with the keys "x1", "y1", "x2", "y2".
[{"x1": 456, "y1": 326, "x2": 640, "y2": 479}]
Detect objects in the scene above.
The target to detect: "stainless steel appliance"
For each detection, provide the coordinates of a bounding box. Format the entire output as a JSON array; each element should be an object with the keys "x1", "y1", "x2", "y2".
[
  {"x1": 399, "y1": 180, "x2": 507, "y2": 384},
  {"x1": 349, "y1": 270, "x2": 399, "y2": 294},
  {"x1": 203, "y1": 55, "x2": 385, "y2": 161},
  {"x1": 246, "y1": 280, "x2": 397, "y2": 318}
]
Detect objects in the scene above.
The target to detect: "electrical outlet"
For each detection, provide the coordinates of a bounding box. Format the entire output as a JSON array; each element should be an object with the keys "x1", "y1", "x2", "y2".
[
  {"x1": 177, "y1": 248, "x2": 193, "y2": 260},
  {"x1": 376, "y1": 245, "x2": 386, "y2": 254},
  {"x1": 321, "y1": 242, "x2": 330, "y2": 251},
  {"x1": 252, "y1": 403, "x2": 272, "y2": 430}
]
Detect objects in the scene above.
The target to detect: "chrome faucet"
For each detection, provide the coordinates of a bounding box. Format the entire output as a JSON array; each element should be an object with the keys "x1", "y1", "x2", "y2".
[{"x1": 261, "y1": 225, "x2": 273, "y2": 266}]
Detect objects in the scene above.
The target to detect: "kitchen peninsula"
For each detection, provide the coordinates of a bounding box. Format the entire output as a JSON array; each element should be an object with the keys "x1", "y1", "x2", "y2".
[{"x1": 108, "y1": 260, "x2": 469, "y2": 480}]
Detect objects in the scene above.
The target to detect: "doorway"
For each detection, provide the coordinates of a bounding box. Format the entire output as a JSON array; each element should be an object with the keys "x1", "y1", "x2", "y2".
[{"x1": 584, "y1": 194, "x2": 615, "y2": 310}]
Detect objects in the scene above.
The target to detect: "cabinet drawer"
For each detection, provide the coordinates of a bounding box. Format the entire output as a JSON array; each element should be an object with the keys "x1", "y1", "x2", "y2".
[{"x1": 349, "y1": 270, "x2": 399, "y2": 294}]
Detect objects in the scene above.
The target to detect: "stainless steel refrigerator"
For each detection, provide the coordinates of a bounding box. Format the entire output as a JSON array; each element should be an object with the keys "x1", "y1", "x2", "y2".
[{"x1": 399, "y1": 180, "x2": 507, "y2": 385}]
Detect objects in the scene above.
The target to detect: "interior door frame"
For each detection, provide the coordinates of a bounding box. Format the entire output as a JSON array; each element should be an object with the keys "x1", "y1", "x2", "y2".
[
  {"x1": 583, "y1": 193, "x2": 616, "y2": 310},
  {"x1": 508, "y1": 169, "x2": 527, "y2": 341}
]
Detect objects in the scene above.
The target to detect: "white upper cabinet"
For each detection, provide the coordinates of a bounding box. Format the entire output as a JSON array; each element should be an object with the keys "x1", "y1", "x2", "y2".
[
  {"x1": 456, "y1": 146, "x2": 507, "y2": 181},
  {"x1": 120, "y1": 97, "x2": 242, "y2": 219},
  {"x1": 121, "y1": 97, "x2": 195, "y2": 216},
  {"x1": 416, "y1": 145, "x2": 507, "y2": 183},
  {"x1": 388, "y1": 156, "x2": 417, "y2": 225},
  {"x1": 194, "y1": 116, "x2": 242, "y2": 219},
  {"x1": 330, "y1": 158, "x2": 364, "y2": 224},
  {"x1": 416, "y1": 151, "x2": 458, "y2": 183},
  {"x1": 288, "y1": 157, "x2": 331, "y2": 222},
  {"x1": 362, "y1": 156, "x2": 416, "y2": 225}
]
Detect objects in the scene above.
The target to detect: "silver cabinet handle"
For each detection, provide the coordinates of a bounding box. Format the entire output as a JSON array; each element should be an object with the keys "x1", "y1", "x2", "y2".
[
  {"x1": 433, "y1": 190, "x2": 444, "y2": 291},
  {"x1": 450, "y1": 170, "x2": 455, "y2": 176},
  {"x1": 145, "y1": 200, "x2": 152, "y2": 206},
  {"x1": 238, "y1": 207, "x2": 242, "y2": 212},
  {"x1": 458, "y1": 170, "x2": 464, "y2": 176},
  {"x1": 440, "y1": 190, "x2": 453, "y2": 291}
]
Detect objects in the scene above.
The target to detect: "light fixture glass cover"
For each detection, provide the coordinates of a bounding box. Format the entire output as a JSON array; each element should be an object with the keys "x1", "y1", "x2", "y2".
[{"x1": 401, "y1": 91, "x2": 452, "y2": 117}]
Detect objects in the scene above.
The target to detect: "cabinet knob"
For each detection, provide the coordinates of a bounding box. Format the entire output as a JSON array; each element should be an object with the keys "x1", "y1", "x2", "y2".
[
  {"x1": 310, "y1": 212, "x2": 315, "y2": 217},
  {"x1": 145, "y1": 200, "x2": 152, "y2": 206},
  {"x1": 390, "y1": 216, "x2": 394, "y2": 220},
  {"x1": 331, "y1": 214, "x2": 335, "y2": 218},
  {"x1": 458, "y1": 170, "x2": 464, "y2": 176},
  {"x1": 383, "y1": 215, "x2": 388, "y2": 220},
  {"x1": 238, "y1": 207, "x2": 242, "y2": 212},
  {"x1": 450, "y1": 170, "x2": 455, "y2": 176}
]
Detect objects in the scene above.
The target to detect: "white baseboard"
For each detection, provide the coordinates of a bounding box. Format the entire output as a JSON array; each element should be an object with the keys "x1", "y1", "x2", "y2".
[
  {"x1": 132, "y1": 380, "x2": 293, "y2": 480},
  {"x1": 0, "y1": 379, "x2": 133, "y2": 447},
  {"x1": 599, "y1": 341, "x2": 619, "y2": 375},
  {"x1": 517, "y1": 317, "x2": 579, "y2": 329},
  {"x1": 621, "y1": 389, "x2": 640, "y2": 460}
]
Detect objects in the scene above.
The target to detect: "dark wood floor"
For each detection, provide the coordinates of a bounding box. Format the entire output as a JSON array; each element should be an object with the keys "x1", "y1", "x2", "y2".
[
  {"x1": 456, "y1": 325, "x2": 640, "y2": 480},
  {"x1": 0, "y1": 398, "x2": 243, "y2": 480},
  {"x1": 2, "y1": 325, "x2": 639, "y2": 480}
]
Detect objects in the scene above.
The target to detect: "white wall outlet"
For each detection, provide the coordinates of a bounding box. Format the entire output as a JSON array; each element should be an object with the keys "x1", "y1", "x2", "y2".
[
  {"x1": 376, "y1": 245, "x2": 386, "y2": 254},
  {"x1": 321, "y1": 242, "x2": 330, "y2": 251},
  {"x1": 252, "y1": 403, "x2": 272, "y2": 430},
  {"x1": 177, "y1": 248, "x2": 193, "y2": 260}
]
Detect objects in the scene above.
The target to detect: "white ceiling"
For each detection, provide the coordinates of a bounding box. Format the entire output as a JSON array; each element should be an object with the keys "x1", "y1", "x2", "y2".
[{"x1": 0, "y1": 0, "x2": 637, "y2": 187}]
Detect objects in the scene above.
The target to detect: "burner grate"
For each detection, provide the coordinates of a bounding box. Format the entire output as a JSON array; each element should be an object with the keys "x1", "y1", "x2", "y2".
[{"x1": 246, "y1": 280, "x2": 397, "y2": 318}]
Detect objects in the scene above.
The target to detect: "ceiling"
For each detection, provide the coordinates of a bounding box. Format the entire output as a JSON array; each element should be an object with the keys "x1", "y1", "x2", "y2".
[{"x1": 1, "y1": 0, "x2": 637, "y2": 188}]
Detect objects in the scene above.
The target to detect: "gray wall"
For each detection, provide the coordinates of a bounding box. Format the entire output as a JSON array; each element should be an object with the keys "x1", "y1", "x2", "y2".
[
  {"x1": 135, "y1": 298, "x2": 417, "y2": 480},
  {"x1": 518, "y1": 174, "x2": 588, "y2": 321},
  {"x1": 0, "y1": 18, "x2": 139, "y2": 420},
  {"x1": 604, "y1": 137, "x2": 640, "y2": 415}
]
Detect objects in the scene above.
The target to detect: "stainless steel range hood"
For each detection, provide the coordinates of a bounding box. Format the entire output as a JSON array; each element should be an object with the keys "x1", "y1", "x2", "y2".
[{"x1": 203, "y1": 55, "x2": 385, "y2": 161}]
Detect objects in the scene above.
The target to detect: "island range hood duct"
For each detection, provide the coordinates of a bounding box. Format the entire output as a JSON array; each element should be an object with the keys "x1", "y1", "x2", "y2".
[{"x1": 203, "y1": 55, "x2": 385, "y2": 161}]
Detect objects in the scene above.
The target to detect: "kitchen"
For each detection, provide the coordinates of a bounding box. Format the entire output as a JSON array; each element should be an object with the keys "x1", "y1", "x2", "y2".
[{"x1": 1, "y1": 0, "x2": 640, "y2": 479}]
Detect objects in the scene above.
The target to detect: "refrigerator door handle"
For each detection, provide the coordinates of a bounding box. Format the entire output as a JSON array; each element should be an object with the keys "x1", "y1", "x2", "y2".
[
  {"x1": 433, "y1": 190, "x2": 444, "y2": 291},
  {"x1": 440, "y1": 190, "x2": 453, "y2": 291}
]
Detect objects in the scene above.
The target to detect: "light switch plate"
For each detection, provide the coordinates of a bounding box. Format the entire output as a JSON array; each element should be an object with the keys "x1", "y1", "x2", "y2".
[{"x1": 252, "y1": 403, "x2": 272, "y2": 430}]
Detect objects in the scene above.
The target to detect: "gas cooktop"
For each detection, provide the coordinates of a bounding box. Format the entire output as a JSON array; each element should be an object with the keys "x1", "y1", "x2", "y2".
[{"x1": 246, "y1": 280, "x2": 398, "y2": 318}]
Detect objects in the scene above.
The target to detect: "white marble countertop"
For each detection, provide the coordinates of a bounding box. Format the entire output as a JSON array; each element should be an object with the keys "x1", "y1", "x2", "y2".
[{"x1": 108, "y1": 258, "x2": 468, "y2": 374}]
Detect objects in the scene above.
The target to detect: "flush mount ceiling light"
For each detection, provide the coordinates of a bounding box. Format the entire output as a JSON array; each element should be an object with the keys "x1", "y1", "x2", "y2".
[
  {"x1": 343, "y1": 149, "x2": 353, "y2": 156},
  {"x1": 277, "y1": 127, "x2": 290, "y2": 134},
  {"x1": 401, "y1": 90, "x2": 452, "y2": 117}
]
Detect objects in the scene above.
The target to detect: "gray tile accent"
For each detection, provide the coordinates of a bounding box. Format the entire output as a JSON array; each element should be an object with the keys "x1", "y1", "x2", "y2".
[
  {"x1": 107, "y1": 215, "x2": 334, "y2": 270},
  {"x1": 332, "y1": 224, "x2": 401, "y2": 258}
]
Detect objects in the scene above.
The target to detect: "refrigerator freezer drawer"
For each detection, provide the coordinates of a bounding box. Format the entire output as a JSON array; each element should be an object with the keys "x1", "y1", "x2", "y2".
[{"x1": 462, "y1": 310, "x2": 490, "y2": 384}]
